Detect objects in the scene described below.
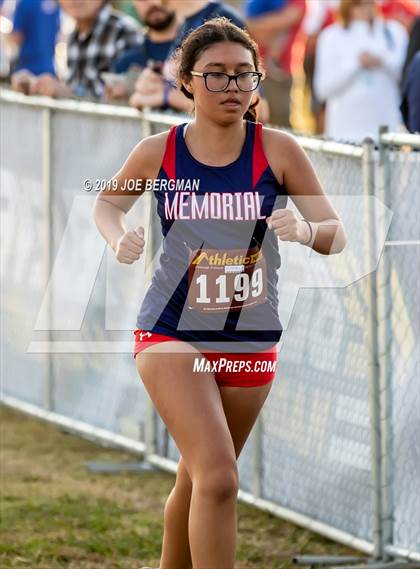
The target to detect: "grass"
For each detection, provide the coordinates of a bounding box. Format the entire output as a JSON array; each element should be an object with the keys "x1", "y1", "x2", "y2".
[{"x1": 1, "y1": 405, "x2": 361, "y2": 568}]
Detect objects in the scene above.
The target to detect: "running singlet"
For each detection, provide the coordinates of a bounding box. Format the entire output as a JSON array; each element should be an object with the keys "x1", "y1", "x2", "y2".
[{"x1": 136, "y1": 120, "x2": 288, "y2": 352}]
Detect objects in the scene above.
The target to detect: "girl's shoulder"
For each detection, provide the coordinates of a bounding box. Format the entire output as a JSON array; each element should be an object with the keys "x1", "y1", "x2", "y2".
[
  {"x1": 130, "y1": 127, "x2": 175, "y2": 179},
  {"x1": 260, "y1": 125, "x2": 302, "y2": 184},
  {"x1": 138, "y1": 128, "x2": 172, "y2": 156},
  {"x1": 261, "y1": 125, "x2": 298, "y2": 156}
]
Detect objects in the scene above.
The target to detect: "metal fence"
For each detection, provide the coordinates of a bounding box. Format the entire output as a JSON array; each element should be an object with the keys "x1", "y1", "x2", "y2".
[{"x1": 1, "y1": 89, "x2": 419, "y2": 569}]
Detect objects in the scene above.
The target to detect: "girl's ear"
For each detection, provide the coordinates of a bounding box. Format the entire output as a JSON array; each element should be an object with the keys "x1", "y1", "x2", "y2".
[{"x1": 182, "y1": 80, "x2": 193, "y2": 95}]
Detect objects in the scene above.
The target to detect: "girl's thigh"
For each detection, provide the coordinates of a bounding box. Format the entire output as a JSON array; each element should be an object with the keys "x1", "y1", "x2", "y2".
[
  {"x1": 219, "y1": 382, "x2": 273, "y2": 458},
  {"x1": 135, "y1": 341, "x2": 237, "y2": 482}
]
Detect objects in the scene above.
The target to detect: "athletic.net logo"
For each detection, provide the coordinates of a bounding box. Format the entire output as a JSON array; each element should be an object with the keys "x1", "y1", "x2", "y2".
[{"x1": 193, "y1": 356, "x2": 276, "y2": 375}]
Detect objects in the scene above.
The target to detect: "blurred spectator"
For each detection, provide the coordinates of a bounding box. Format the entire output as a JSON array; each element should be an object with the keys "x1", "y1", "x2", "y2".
[
  {"x1": 314, "y1": 0, "x2": 408, "y2": 142},
  {"x1": 62, "y1": 0, "x2": 141, "y2": 98},
  {"x1": 378, "y1": 0, "x2": 419, "y2": 31},
  {"x1": 402, "y1": 15, "x2": 420, "y2": 79},
  {"x1": 302, "y1": 0, "x2": 338, "y2": 36},
  {"x1": 245, "y1": 0, "x2": 306, "y2": 128},
  {"x1": 9, "y1": 0, "x2": 60, "y2": 77},
  {"x1": 0, "y1": 0, "x2": 15, "y2": 78},
  {"x1": 114, "y1": 0, "x2": 178, "y2": 72},
  {"x1": 21, "y1": 0, "x2": 142, "y2": 99},
  {"x1": 302, "y1": 0, "x2": 338, "y2": 133},
  {"x1": 400, "y1": 16, "x2": 420, "y2": 132},
  {"x1": 105, "y1": 0, "x2": 179, "y2": 102},
  {"x1": 400, "y1": 51, "x2": 420, "y2": 133}
]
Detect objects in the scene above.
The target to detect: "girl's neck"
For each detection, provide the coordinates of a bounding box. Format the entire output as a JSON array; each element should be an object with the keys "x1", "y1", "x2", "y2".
[{"x1": 186, "y1": 117, "x2": 247, "y2": 165}]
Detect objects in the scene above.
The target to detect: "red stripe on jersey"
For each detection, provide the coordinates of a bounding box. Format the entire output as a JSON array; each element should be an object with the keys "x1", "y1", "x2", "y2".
[
  {"x1": 252, "y1": 122, "x2": 268, "y2": 189},
  {"x1": 162, "y1": 125, "x2": 177, "y2": 180}
]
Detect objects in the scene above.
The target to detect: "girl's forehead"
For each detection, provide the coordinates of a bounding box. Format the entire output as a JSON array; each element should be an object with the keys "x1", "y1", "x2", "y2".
[{"x1": 196, "y1": 42, "x2": 254, "y2": 65}]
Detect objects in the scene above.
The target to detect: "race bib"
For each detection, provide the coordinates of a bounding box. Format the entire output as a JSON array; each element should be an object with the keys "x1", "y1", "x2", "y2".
[{"x1": 187, "y1": 244, "x2": 267, "y2": 312}]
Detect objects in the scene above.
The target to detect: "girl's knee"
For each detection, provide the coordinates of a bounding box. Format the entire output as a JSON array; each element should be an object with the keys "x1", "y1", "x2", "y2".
[
  {"x1": 176, "y1": 461, "x2": 193, "y2": 493},
  {"x1": 195, "y1": 463, "x2": 239, "y2": 502}
]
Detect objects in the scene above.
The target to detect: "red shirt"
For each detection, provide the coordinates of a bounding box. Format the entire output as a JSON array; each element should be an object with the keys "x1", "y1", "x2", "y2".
[
  {"x1": 257, "y1": 0, "x2": 306, "y2": 76},
  {"x1": 278, "y1": 0, "x2": 306, "y2": 75},
  {"x1": 379, "y1": 0, "x2": 420, "y2": 29}
]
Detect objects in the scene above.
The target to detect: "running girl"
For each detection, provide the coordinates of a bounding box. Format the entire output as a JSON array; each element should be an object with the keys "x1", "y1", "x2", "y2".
[{"x1": 93, "y1": 17, "x2": 346, "y2": 569}]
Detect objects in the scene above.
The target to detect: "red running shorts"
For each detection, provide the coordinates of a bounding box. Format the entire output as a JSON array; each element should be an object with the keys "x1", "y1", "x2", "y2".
[{"x1": 133, "y1": 329, "x2": 278, "y2": 388}]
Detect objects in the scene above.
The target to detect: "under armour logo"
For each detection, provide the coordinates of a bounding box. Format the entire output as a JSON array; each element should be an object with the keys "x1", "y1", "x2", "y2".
[{"x1": 138, "y1": 331, "x2": 152, "y2": 341}]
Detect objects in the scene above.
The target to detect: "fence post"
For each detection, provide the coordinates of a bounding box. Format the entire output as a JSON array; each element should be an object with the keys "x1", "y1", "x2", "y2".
[
  {"x1": 42, "y1": 107, "x2": 53, "y2": 412},
  {"x1": 141, "y1": 114, "x2": 158, "y2": 458},
  {"x1": 362, "y1": 137, "x2": 383, "y2": 561},
  {"x1": 377, "y1": 126, "x2": 394, "y2": 562}
]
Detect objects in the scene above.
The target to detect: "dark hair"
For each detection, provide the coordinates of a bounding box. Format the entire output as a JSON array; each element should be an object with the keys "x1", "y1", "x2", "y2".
[{"x1": 175, "y1": 17, "x2": 263, "y2": 122}]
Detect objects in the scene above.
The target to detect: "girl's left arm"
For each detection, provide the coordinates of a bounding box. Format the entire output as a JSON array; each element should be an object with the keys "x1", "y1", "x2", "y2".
[{"x1": 265, "y1": 129, "x2": 347, "y2": 256}]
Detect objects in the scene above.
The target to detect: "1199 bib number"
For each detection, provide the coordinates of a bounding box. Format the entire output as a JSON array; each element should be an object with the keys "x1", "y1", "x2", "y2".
[{"x1": 187, "y1": 247, "x2": 267, "y2": 312}]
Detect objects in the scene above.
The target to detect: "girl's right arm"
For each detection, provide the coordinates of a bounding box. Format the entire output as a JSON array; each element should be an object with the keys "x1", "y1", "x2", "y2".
[{"x1": 92, "y1": 131, "x2": 167, "y2": 263}]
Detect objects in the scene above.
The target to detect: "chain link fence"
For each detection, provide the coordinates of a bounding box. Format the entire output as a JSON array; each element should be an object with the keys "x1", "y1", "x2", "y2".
[
  {"x1": 377, "y1": 133, "x2": 420, "y2": 564},
  {"x1": 1, "y1": 89, "x2": 419, "y2": 568}
]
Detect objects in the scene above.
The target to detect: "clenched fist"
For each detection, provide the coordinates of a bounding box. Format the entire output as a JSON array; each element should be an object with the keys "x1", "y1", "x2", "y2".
[
  {"x1": 266, "y1": 209, "x2": 311, "y2": 244},
  {"x1": 115, "y1": 226, "x2": 145, "y2": 264}
]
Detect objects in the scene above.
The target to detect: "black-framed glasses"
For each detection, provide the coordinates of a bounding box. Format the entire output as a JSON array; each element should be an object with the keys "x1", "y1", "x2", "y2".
[{"x1": 190, "y1": 71, "x2": 262, "y2": 92}]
